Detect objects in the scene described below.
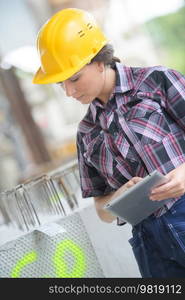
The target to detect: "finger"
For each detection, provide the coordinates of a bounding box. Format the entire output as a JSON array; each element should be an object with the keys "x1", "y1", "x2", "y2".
[
  {"x1": 126, "y1": 182, "x2": 134, "y2": 188},
  {"x1": 150, "y1": 191, "x2": 182, "y2": 201},
  {"x1": 131, "y1": 177, "x2": 142, "y2": 184},
  {"x1": 151, "y1": 181, "x2": 174, "y2": 194}
]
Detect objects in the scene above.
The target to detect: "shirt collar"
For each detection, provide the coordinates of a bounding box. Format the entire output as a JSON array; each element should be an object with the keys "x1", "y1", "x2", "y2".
[
  {"x1": 90, "y1": 62, "x2": 134, "y2": 122},
  {"x1": 114, "y1": 62, "x2": 134, "y2": 94}
]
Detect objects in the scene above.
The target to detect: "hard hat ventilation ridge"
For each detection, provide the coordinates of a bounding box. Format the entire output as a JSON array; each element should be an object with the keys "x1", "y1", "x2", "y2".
[
  {"x1": 87, "y1": 23, "x2": 93, "y2": 30},
  {"x1": 78, "y1": 30, "x2": 85, "y2": 38}
]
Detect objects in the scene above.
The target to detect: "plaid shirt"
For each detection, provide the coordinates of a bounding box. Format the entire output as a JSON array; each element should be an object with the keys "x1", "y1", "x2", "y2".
[{"x1": 77, "y1": 63, "x2": 185, "y2": 220}]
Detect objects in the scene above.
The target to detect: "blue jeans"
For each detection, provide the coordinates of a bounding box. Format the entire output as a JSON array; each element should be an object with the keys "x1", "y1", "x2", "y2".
[{"x1": 129, "y1": 194, "x2": 185, "y2": 278}]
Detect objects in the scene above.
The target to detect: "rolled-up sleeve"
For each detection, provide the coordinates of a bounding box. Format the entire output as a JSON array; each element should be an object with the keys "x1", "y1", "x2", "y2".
[{"x1": 76, "y1": 133, "x2": 114, "y2": 198}]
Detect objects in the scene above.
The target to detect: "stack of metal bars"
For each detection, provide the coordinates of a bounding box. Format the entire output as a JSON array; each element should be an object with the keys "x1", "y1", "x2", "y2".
[{"x1": 0, "y1": 161, "x2": 81, "y2": 232}]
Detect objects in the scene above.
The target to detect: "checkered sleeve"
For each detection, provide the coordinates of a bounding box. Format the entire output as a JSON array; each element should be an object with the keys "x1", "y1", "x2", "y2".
[
  {"x1": 162, "y1": 69, "x2": 185, "y2": 131},
  {"x1": 76, "y1": 133, "x2": 115, "y2": 198}
]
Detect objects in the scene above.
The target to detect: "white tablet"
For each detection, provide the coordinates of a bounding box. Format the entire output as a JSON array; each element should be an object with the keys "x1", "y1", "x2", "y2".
[{"x1": 104, "y1": 170, "x2": 169, "y2": 226}]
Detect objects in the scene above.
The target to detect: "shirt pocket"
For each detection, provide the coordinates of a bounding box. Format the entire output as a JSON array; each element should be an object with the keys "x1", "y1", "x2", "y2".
[
  {"x1": 119, "y1": 99, "x2": 172, "y2": 145},
  {"x1": 142, "y1": 131, "x2": 185, "y2": 172},
  {"x1": 82, "y1": 131, "x2": 114, "y2": 176}
]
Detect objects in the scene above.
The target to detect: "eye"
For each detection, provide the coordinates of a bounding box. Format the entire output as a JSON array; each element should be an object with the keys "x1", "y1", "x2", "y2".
[{"x1": 70, "y1": 76, "x2": 80, "y2": 82}]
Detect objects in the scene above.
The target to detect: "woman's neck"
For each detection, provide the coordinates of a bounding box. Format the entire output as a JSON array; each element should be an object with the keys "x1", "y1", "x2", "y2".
[{"x1": 99, "y1": 67, "x2": 116, "y2": 104}]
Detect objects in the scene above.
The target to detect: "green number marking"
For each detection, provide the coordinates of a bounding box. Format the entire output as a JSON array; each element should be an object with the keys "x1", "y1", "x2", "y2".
[
  {"x1": 53, "y1": 239, "x2": 86, "y2": 278},
  {"x1": 10, "y1": 239, "x2": 86, "y2": 278},
  {"x1": 11, "y1": 251, "x2": 37, "y2": 278}
]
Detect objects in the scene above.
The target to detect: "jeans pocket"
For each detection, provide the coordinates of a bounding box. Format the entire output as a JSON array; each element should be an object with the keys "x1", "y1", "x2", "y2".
[
  {"x1": 128, "y1": 231, "x2": 151, "y2": 277},
  {"x1": 167, "y1": 222, "x2": 185, "y2": 252},
  {"x1": 128, "y1": 233, "x2": 141, "y2": 248},
  {"x1": 164, "y1": 195, "x2": 185, "y2": 254}
]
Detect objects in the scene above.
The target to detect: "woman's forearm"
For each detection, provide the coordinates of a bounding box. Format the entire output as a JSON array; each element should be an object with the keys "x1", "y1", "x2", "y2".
[{"x1": 94, "y1": 192, "x2": 116, "y2": 223}]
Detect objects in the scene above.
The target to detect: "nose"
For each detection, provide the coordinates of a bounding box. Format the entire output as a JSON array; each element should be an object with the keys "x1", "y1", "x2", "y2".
[{"x1": 63, "y1": 80, "x2": 76, "y2": 97}]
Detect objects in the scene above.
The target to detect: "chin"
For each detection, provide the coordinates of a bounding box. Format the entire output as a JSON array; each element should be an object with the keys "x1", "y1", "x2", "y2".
[{"x1": 81, "y1": 97, "x2": 94, "y2": 104}]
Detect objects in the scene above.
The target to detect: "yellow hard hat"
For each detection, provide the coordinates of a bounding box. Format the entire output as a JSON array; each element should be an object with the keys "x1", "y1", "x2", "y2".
[{"x1": 33, "y1": 8, "x2": 108, "y2": 84}]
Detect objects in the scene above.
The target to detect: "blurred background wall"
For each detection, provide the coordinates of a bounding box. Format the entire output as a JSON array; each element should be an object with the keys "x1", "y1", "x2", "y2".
[{"x1": 0, "y1": 0, "x2": 184, "y2": 190}]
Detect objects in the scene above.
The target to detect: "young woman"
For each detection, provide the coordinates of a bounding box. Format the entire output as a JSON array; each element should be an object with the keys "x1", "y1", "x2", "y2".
[{"x1": 33, "y1": 8, "x2": 185, "y2": 277}]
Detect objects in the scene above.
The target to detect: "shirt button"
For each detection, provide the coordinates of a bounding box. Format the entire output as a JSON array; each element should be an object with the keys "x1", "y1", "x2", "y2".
[{"x1": 130, "y1": 158, "x2": 136, "y2": 162}]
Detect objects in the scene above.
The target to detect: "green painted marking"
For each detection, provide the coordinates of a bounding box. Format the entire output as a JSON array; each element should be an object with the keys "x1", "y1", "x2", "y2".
[
  {"x1": 53, "y1": 239, "x2": 86, "y2": 278},
  {"x1": 49, "y1": 192, "x2": 64, "y2": 203},
  {"x1": 11, "y1": 251, "x2": 37, "y2": 278},
  {"x1": 10, "y1": 239, "x2": 87, "y2": 278}
]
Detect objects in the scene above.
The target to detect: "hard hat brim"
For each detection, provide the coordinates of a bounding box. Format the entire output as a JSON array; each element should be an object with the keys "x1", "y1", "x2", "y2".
[{"x1": 32, "y1": 55, "x2": 94, "y2": 84}]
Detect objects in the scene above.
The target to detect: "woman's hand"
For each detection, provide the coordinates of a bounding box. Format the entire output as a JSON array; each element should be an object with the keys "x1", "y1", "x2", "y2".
[
  {"x1": 94, "y1": 176, "x2": 142, "y2": 223},
  {"x1": 150, "y1": 163, "x2": 185, "y2": 201},
  {"x1": 112, "y1": 177, "x2": 143, "y2": 200}
]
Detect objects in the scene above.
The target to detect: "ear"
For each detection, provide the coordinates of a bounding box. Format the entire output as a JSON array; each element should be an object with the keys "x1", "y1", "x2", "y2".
[{"x1": 97, "y1": 61, "x2": 105, "y2": 73}]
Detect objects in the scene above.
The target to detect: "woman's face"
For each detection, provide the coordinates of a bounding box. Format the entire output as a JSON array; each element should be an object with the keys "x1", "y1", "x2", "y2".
[{"x1": 57, "y1": 62, "x2": 106, "y2": 104}]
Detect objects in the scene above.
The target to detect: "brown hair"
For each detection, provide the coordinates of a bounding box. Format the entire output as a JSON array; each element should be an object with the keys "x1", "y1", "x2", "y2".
[{"x1": 90, "y1": 44, "x2": 121, "y2": 68}]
